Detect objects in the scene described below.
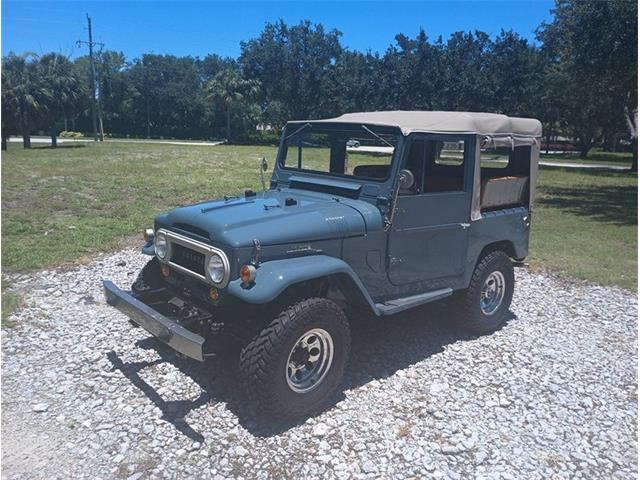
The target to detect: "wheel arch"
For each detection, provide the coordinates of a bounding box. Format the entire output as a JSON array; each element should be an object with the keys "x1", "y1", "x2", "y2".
[
  {"x1": 477, "y1": 240, "x2": 518, "y2": 261},
  {"x1": 461, "y1": 240, "x2": 519, "y2": 290},
  {"x1": 226, "y1": 255, "x2": 380, "y2": 315}
]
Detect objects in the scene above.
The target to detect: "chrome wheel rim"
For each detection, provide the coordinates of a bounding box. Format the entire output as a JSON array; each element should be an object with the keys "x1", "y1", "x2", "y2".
[
  {"x1": 480, "y1": 271, "x2": 505, "y2": 315},
  {"x1": 286, "y1": 328, "x2": 334, "y2": 393}
]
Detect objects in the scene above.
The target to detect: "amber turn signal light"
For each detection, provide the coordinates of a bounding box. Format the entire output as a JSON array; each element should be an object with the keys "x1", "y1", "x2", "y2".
[
  {"x1": 161, "y1": 265, "x2": 171, "y2": 277},
  {"x1": 208, "y1": 288, "x2": 219, "y2": 301},
  {"x1": 143, "y1": 228, "x2": 154, "y2": 242},
  {"x1": 240, "y1": 265, "x2": 257, "y2": 284}
]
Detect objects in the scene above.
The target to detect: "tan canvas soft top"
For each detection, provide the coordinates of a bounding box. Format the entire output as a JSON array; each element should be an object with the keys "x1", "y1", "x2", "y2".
[
  {"x1": 310, "y1": 110, "x2": 542, "y2": 146},
  {"x1": 298, "y1": 110, "x2": 541, "y2": 221}
]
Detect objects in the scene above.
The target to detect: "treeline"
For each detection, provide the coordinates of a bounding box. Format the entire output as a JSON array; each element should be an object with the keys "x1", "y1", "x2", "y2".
[{"x1": 1, "y1": 0, "x2": 637, "y2": 161}]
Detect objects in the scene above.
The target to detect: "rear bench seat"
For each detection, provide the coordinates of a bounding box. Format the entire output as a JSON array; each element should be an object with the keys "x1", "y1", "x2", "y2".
[{"x1": 480, "y1": 176, "x2": 528, "y2": 210}]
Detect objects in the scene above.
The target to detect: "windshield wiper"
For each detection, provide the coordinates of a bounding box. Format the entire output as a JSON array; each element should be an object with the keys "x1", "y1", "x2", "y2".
[{"x1": 361, "y1": 125, "x2": 394, "y2": 148}]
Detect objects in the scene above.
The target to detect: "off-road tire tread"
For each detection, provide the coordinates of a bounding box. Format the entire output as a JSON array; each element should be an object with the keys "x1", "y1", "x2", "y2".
[
  {"x1": 459, "y1": 249, "x2": 514, "y2": 334},
  {"x1": 131, "y1": 257, "x2": 164, "y2": 292},
  {"x1": 239, "y1": 298, "x2": 350, "y2": 422}
]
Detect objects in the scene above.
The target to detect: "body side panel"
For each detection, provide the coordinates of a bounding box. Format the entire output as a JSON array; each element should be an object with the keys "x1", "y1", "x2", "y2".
[{"x1": 461, "y1": 207, "x2": 531, "y2": 288}]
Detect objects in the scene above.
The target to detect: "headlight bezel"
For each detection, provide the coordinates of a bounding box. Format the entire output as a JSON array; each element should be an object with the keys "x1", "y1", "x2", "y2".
[
  {"x1": 206, "y1": 253, "x2": 226, "y2": 284},
  {"x1": 154, "y1": 231, "x2": 168, "y2": 259}
]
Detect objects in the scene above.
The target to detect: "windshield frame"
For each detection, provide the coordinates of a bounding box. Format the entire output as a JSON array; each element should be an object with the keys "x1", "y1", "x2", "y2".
[{"x1": 276, "y1": 122, "x2": 403, "y2": 184}]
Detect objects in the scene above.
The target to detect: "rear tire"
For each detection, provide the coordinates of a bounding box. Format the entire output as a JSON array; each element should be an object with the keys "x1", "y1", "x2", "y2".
[
  {"x1": 458, "y1": 250, "x2": 514, "y2": 334},
  {"x1": 239, "y1": 298, "x2": 350, "y2": 422}
]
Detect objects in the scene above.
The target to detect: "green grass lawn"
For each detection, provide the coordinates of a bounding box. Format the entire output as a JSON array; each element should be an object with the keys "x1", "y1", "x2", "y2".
[
  {"x1": 2, "y1": 142, "x2": 277, "y2": 270},
  {"x1": 530, "y1": 167, "x2": 637, "y2": 290},
  {"x1": 1, "y1": 142, "x2": 637, "y2": 292}
]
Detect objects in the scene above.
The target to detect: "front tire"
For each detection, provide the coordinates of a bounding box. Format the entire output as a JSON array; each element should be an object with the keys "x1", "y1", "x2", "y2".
[
  {"x1": 239, "y1": 298, "x2": 351, "y2": 422},
  {"x1": 131, "y1": 257, "x2": 164, "y2": 293},
  {"x1": 458, "y1": 250, "x2": 514, "y2": 334}
]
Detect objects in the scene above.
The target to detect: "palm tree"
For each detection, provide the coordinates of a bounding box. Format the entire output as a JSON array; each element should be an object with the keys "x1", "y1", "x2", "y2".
[
  {"x1": 1, "y1": 53, "x2": 51, "y2": 148},
  {"x1": 206, "y1": 69, "x2": 260, "y2": 141},
  {"x1": 37, "y1": 53, "x2": 86, "y2": 147}
]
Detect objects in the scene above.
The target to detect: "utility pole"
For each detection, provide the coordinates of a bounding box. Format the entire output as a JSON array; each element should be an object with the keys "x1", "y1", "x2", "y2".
[
  {"x1": 77, "y1": 14, "x2": 104, "y2": 141},
  {"x1": 143, "y1": 57, "x2": 151, "y2": 139}
]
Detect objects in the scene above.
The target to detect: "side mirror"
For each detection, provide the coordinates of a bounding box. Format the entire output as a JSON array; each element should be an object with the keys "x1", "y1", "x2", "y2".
[
  {"x1": 260, "y1": 157, "x2": 269, "y2": 191},
  {"x1": 398, "y1": 169, "x2": 415, "y2": 190}
]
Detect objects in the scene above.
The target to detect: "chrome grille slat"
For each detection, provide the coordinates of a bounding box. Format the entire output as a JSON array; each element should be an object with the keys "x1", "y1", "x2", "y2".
[{"x1": 157, "y1": 229, "x2": 230, "y2": 288}]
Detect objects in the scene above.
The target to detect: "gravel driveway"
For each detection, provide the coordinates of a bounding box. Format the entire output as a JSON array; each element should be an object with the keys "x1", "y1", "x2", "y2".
[{"x1": 1, "y1": 249, "x2": 637, "y2": 479}]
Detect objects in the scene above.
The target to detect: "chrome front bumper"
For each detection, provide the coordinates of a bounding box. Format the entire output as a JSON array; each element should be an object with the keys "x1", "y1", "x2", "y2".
[{"x1": 103, "y1": 280, "x2": 205, "y2": 361}]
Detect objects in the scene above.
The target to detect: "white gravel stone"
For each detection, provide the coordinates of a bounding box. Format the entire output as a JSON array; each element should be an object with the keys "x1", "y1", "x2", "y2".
[
  {"x1": 312, "y1": 423, "x2": 331, "y2": 437},
  {"x1": 1, "y1": 248, "x2": 637, "y2": 479}
]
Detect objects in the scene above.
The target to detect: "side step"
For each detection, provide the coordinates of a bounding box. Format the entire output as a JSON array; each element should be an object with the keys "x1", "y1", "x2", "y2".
[{"x1": 375, "y1": 288, "x2": 452, "y2": 316}]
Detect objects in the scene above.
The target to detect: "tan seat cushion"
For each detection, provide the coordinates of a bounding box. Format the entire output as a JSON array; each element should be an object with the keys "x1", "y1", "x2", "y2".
[{"x1": 480, "y1": 176, "x2": 528, "y2": 209}]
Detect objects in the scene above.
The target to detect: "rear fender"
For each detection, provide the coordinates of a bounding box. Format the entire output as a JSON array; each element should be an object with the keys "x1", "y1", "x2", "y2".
[{"x1": 226, "y1": 255, "x2": 379, "y2": 314}]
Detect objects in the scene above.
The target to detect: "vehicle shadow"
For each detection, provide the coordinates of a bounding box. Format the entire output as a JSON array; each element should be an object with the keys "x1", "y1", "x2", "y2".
[
  {"x1": 106, "y1": 300, "x2": 516, "y2": 440},
  {"x1": 31, "y1": 143, "x2": 87, "y2": 149},
  {"x1": 537, "y1": 183, "x2": 637, "y2": 226}
]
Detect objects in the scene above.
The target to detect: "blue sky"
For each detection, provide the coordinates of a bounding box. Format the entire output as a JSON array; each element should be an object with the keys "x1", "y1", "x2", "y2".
[{"x1": 2, "y1": 1, "x2": 555, "y2": 60}]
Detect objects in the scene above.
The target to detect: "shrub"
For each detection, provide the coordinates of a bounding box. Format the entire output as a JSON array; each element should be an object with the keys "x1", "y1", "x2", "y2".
[{"x1": 60, "y1": 131, "x2": 85, "y2": 139}]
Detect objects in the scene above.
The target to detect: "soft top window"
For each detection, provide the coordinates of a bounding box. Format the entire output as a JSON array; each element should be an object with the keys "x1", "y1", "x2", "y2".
[{"x1": 280, "y1": 124, "x2": 400, "y2": 181}]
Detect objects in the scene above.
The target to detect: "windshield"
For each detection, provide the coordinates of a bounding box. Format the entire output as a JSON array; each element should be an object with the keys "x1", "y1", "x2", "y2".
[{"x1": 279, "y1": 124, "x2": 400, "y2": 181}]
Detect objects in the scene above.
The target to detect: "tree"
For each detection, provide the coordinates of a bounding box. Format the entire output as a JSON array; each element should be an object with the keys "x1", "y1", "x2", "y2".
[
  {"x1": 381, "y1": 30, "x2": 446, "y2": 110},
  {"x1": 92, "y1": 51, "x2": 133, "y2": 136},
  {"x1": 206, "y1": 68, "x2": 260, "y2": 140},
  {"x1": 537, "y1": 0, "x2": 638, "y2": 160},
  {"x1": 487, "y1": 31, "x2": 542, "y2": 116},
  {"x1": 1, "y1": 52, "x2": 51, "y2": 148},
  {"x1": 126, "y1": 54, "x2": 208, "y2": 139},
  {"x1": 240, "y1": 20, "x2": 342, "y2": 120},
  {"x1": 37, "y1": 53, "x2": 86, "y2": 147},
  {"x1": 442, "y1": 31, "x2": 494, "y2": 111}
]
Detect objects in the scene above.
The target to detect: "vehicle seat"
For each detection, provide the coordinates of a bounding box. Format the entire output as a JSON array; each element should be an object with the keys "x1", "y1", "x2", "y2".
[{"x1": 480, "y1": 176, "x2": 528, "y2": 209}]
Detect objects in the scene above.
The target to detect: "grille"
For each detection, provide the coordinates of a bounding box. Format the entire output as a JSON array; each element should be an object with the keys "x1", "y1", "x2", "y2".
[{"x1": 171, "y1": 243, "x2": 206, "y2": 276}]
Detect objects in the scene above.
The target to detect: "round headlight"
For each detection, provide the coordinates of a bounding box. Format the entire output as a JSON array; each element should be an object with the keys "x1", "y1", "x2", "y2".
[
  {"x1": 207, "y1": 254, "x2": 225, "y2": 283},
  {"x1": 154, "y1": 232, "x2": 168, "y2": 259}
]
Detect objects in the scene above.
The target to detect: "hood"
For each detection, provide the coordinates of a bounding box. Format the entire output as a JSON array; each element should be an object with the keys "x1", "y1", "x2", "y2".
[{"x1": 156, "y1": 189, "x2": 383, "y2": 248}]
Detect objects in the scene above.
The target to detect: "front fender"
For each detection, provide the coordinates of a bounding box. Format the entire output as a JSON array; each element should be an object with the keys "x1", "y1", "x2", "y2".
[{"x1": 226, "y1": 255, "x2": 379, "y2": 313}]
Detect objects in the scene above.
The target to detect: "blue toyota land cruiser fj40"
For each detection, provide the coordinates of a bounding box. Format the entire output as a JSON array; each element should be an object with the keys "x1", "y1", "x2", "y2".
[{"x1": 104, "y1": 110, "x2": 542, "y2": 421}]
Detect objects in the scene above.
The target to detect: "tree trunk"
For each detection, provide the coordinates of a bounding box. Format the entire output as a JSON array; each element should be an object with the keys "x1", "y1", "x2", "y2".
[
  {"x1": 21, "y1": 110, "x2": 31, "y2": 149},
  {"x1": 1, "y1": 130, "x2": 7, "y2": 151},
  {"x1": 602, "y1": 129, "x2": 614, "y2": 151},
  {"x1": 579, "y1": 145, "x2": 590, "y2": 159},
  {"x1": 578, "y1": 134, "x2": 592, "y2": 159},
  {"x1": 226, "y1": 106, "x2": 231, "y2": 142},
  {"x1": 51, "y1": 128, "x2": 58, "y2": 148},
  {"x1": 624, "y1": 105, "x2": 637, "y2": 172}
]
